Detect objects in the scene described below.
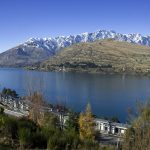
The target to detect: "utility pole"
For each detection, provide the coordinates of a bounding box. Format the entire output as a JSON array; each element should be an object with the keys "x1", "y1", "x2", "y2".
[{"x1": 117, "y1": 137, "x2": 120, "y2": 149}]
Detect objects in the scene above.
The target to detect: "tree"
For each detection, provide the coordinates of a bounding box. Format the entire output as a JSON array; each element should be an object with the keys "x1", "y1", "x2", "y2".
[
  {"x1": 110, "y1": 116, "x2": 120, "y2": 123},
  {"x1": 2, "y1": 88, "x2": 18, "y2": 98},
  {"x1": 42, "y1": 112, "x2": 59, "y2": 129},
  {"x1": 123, "y1": 100, "x2": 150, "y2": 150},
  {"x1": 41, "y1": 112, "x2": 59, "y2": 139},
  {"x1": 79, "y1": 103, "x2": 95, "y2": 140},
  {"x1": 65, "y1": 111, "x2": 79, "y2": 132},
  {"x1": 28, "y1": 92, "x2": 46, "y2": 126}
]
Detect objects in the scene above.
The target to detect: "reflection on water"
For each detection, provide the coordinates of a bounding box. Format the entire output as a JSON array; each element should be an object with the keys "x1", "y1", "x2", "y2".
[{"x1": 0, "y1": 68, "x2": 150, "y2": 122}]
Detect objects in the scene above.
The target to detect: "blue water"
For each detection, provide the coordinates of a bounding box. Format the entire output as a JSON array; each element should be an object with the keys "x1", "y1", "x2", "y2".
[{"x1": 0, "y1": 68, "x2": 150, "y2": 122}]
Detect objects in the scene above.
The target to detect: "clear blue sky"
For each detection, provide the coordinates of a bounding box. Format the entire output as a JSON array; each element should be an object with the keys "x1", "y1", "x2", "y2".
[{"x1": 0, "y1": 0, "x2": 150, "y2": 52}]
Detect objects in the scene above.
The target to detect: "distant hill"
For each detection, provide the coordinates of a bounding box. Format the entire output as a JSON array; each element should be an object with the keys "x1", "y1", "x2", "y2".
[
  {"x1": 0, "y1": 45, "x2": 53, "y2": 67},
  {"x1": 40, "y1": 39, "x2": 150, "y2": 74},
  {"x1": 1, "y1": 30, "x2": 150, "y2": 67}
]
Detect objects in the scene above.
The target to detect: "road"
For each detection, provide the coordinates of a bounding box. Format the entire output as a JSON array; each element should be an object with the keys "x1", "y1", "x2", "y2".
[
  {"x1": 4, "y1": 109, "x2": 28, "y2": 117},
  {"x1": 99, "y1": 133, "x2": 124, "y2": 146}
]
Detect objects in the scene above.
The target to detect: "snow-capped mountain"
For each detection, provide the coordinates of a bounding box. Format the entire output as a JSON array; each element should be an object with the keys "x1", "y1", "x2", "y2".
[
  {"x1": 0, "y1": 30, "x2": 150, "y2": 67},
  {"x1": 24, "y1": 30, "x2": 150, "y2": 55}
]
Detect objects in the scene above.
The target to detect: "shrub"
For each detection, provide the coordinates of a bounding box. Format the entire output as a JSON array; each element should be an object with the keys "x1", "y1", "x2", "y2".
[
  {"x1": 0, "y1": 107, "x2": 4, "y2": 114},
  {"x1": 78, "y1": 139, "x2": 100, "y2": 150},
  {"x1": 47, "y1": 135, "x2": 67, "y2": 150},
  {"x1": 18, "y1": 117, "x2": 37, "y2": 132},
  {"x1": 18, "y1": 128, "x2": 32, "y2": 148},
  {"x1": 31, "y1": 131, "x2": 47, "y2": 149},
  {"x1": 2, "y1": 116, "x2": 18, "y2": 140}
]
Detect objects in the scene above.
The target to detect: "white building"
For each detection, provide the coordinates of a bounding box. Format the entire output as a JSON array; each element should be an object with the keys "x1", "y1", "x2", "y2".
[
  {"x1": 95, "y1": 118, "x2": 129, "y2": 135},
  {"x1": 62, "y1": 115, "x2": 129, "y2": 136}
]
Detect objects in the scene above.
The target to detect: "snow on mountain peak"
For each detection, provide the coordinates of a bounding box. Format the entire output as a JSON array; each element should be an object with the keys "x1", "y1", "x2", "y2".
[{"x1": 24, "y1": 30, "x2": 150, "y2": 55}]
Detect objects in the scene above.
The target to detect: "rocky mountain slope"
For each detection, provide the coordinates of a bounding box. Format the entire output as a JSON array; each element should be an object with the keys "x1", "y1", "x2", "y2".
[
  {"x1": 0, "y1": 30, "x2": 150, "y2": 67},
  {"x1": 0, "y1": 45, "x2": 53, "y2": 67},
  {"x1": 40, "y1": 39, "x2": 150, "y2": 74}
]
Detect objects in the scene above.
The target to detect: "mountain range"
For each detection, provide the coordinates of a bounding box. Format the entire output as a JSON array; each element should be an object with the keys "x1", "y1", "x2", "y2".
[
  {"x1": 40, "y1": 39, "x2": 150, "y2": 74},
  {"x1": 0, "y1": 30, "x2": 150, "y2": 67}
]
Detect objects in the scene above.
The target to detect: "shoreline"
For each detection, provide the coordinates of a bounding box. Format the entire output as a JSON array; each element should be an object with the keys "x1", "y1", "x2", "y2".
[
  {"x1": 0, "y1": 66, "x2": 150, "y2": 76},
  {"x1": 0, "y1": 93, "x2": 129, "y2": 137}
]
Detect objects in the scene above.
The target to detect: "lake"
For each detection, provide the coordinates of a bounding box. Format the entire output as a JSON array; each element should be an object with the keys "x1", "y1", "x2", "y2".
[{"x1": 0, "y1": 68, "x2": 150, "y2": 122}]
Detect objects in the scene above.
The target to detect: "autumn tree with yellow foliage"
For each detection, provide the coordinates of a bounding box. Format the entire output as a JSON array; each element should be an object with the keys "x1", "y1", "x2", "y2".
[{"x1": 79, "y1": 103, "x2": 96, "y2": 140}]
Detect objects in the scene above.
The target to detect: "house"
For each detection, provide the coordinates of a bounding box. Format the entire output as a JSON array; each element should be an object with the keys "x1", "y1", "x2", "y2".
[
  {"x1": 62, "y1": 115, "x2": 129, "y2": 136},
  {"x1": 0, "y1": 93, "x2": 129, "y2": 136},
  {"x1": 95, "y1": 118, "x2": 129, "y2": 135}
]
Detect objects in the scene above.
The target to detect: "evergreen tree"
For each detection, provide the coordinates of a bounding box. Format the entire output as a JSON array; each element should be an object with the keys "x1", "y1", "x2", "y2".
[
  {"x1": 2, "y1": 88, "x2": 18, "y2": 98},
  {"x1": 65, "y1": 111, "x2": 79, "y2": 131}
]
